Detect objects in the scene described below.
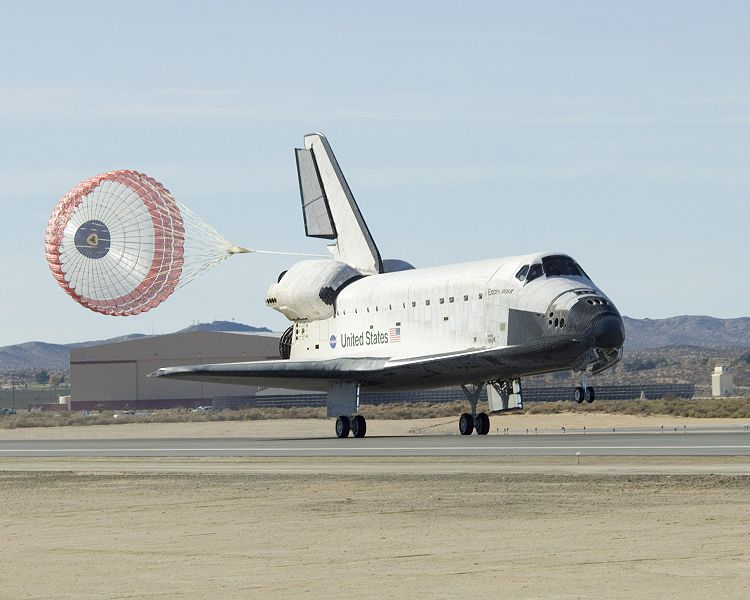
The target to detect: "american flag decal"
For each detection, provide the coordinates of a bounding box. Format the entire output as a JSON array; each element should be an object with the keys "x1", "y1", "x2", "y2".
[{"x1": 388, "y1": 327, "x2": 401, "y2": 343}]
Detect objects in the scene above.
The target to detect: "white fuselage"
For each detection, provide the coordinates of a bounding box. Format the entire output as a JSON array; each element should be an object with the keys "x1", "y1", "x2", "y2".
[{"x1": 288, "y1": 252, "x2": 607, "y2": 362}]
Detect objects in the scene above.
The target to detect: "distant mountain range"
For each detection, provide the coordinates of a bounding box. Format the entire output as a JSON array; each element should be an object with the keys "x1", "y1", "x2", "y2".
[
  {"x1": 0, "y1": 321, "x2": 272, "y2": 372},
  {"x1": 178, "y1": 321, "x2": 272, "y2": 335},
  {"x1": 0, "y1": 317, "x2": 747, "y2": 373},
  {"x1": 623, "y1": 316, "x2": 750, "y2": 351}
]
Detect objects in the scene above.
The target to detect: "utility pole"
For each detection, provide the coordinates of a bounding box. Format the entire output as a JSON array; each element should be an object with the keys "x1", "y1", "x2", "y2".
[{"x1": 11, "y1": 375, "x2": 15, "y2": 411}]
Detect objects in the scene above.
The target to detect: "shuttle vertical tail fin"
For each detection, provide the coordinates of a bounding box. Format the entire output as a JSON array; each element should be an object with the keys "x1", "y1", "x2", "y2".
[{"x1": 295, "y1": 133, "x2": 382, "y2": 275}]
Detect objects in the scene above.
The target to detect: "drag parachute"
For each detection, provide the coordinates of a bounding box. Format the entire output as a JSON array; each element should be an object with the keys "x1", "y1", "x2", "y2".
[{"x1": 45, "y1": 170, "x2": 248, "y2": 316}]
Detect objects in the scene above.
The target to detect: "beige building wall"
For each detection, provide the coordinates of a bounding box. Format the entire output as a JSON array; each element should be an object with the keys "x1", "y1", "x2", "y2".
[
  {"x1": 70, "y1": 331, "x2": 280, "y2": 402},
  {"x1": 711, "y1": 366, "x2": 735, "y2": 398},
  {"x1": 73, "y1": 362, "x2": 138, "y2": 401}
]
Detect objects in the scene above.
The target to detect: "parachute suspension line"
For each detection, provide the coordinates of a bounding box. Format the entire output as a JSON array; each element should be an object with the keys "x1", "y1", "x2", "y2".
[
  {"x1": 248, "y1": 249, "x2": 327, "y2": 257},
  {"x1": 169, "y1": 199, "x2": 242, "y2": 289}
]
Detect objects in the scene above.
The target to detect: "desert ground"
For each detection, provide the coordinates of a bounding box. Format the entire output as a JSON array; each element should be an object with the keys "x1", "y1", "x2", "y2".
[{"x1": 1, "y1": 414, "x2": 749, "y2": 599}]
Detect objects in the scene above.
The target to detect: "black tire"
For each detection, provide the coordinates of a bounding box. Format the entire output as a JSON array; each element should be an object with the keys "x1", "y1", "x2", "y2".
[
  {"x1": 574, "y1": 386, "x2": 585, "y2": 403},
  {"x1": 585, "y1": 386, "x2": 595, "y2": 403},
  {"x1": 351, "y1": 415, "x2": 367, "y2": 438},
  {"x1": 475, "y1": 412, "x2": 490, "y2": 435},
  {"x1": 335, "y1": 416, "x2": 350, "y2": 438},
  {"x1": 459, "y1": 413, "x2": 474, "y2": 435}
]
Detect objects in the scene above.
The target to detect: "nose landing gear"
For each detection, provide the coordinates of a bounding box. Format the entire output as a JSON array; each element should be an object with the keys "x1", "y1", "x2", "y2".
[
  {"x1": 585, "y1": 386, "x2": 595, "y2": 403},
  {"x1": 573, "y1": 386, "x2": 595, "y2": 403},
  {"x1": 573, "y1": 373, "x2": 595, "y2": 403}
]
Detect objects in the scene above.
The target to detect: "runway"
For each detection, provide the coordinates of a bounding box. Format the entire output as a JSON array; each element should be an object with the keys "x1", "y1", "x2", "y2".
[{"x1": 1, "y1": 430, "x2": 749, "y2": 457}]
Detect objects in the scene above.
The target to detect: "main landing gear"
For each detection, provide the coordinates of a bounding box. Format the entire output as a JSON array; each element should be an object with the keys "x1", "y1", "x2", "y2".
[
  {"x1": 459, "y1": 384, "x2": 491, "y2": 436},
  {"x1": 335, "y1": 415, "x2": 367, "y2": 438},
  {"x1": 573, "y1": 373, "x2": 595, "y2": 404},
  {"x1": 328, "y1": 382, "x2": 366, "y2": 438}
]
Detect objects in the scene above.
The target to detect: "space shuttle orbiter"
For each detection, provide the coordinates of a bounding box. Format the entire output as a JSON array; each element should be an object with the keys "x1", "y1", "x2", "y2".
[{"x1": 152, "y1": 133, "x2": 625, "y2": 439}]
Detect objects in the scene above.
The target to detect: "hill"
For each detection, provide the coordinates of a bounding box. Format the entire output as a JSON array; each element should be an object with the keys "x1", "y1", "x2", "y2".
[
  {"x1": 0, "y1": 322, "x2": 272, "y2": 373},
  {"x1": 528, "y1": 344, "x2": 749, "y2": 397},
  {"x1": 623, "y1": 316, "x2": 750, "y2": 351},
  {"x1": 178, "y1": 321, "x2": 272, "y2": 334},
  {"x1": 0, "y1": 341, "x2": 75, "y2": 372}
]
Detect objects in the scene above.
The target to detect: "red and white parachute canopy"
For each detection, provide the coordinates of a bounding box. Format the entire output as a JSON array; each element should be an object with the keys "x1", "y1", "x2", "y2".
[{"x1": 45, "y1": 170, "x2": 248, "y2": 316}]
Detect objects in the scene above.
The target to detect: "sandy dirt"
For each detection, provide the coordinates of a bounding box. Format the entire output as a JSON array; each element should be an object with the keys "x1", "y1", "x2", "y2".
[
  {"x1": 0, "y1": 458, "x2": 748, "y2": 599},
  {"x1": 2, "y1": 416, "x2": 749, "y2": 599}
]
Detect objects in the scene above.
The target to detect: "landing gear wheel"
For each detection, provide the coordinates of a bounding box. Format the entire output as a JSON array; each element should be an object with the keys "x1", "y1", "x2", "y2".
[
  {"x1": 459, "y1": 413, "x2": 475, "y2": 436},
  {"x1": 351, "y1": 415, "x2": 367, "y2": 438},
  {"x1": 585, "y1": 386, "x2": 595, "y2": 403},
  {"x1": 335, "y1": 416, "x2": 351, "y2": 438},
  {"x1": 574, "y1": 387, "x2": 585, "y2": 404},
  {"x1": 475, "y1": 412, "x2": 490, "y2": 435}
]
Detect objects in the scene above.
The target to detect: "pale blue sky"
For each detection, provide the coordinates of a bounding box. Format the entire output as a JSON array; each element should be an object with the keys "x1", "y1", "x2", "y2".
[{"x1": 1, "y1": 1, "x2": 748, "y2": 346}]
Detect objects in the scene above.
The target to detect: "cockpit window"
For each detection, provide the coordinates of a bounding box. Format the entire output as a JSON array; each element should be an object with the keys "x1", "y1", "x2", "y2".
[
  {"x1": 515, "y1": 265, "x2": 529, "y2": 281},
  {"x1": 526, "y1": 263, "x2": 544, "y2": 283},
  {"x1": 542, "y1": 255, "x2": 585, "y2": 278}
]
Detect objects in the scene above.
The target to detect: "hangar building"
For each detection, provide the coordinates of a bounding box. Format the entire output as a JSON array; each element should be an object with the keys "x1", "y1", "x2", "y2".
[{"x1": 69, "y1": 331, "x2": 281, "y2": 411}]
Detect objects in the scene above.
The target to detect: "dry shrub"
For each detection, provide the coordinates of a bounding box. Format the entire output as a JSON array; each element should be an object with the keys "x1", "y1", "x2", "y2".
[
  {"x1": 523, "y1": 397, "x2": 750, "y2": 419},
  {"x1": 2, "y1": 397, "x2": 749, "y2": 429},
  {"x1": 359, "y1": 401, "x2": 466, "y2": 420}
]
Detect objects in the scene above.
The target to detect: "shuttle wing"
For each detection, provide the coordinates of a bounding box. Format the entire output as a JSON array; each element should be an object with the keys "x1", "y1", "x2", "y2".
[{"x1": 149, "y1": 335, "x2": 586, "y2": 392}]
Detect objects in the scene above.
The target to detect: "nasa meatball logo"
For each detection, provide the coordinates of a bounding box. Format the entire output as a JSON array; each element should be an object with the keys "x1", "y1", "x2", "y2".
[{"x1": 329, "y1": 335, "x2": 337, "y2": 349}]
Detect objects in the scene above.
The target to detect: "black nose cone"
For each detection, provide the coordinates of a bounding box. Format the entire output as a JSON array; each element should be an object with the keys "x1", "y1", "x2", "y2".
[
  {"x1": 566, "y1": 297, "x2": 625, "y2": 349},
  {"x1": 593, "y1": 314, "x2": 625, "y2": 349}
]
